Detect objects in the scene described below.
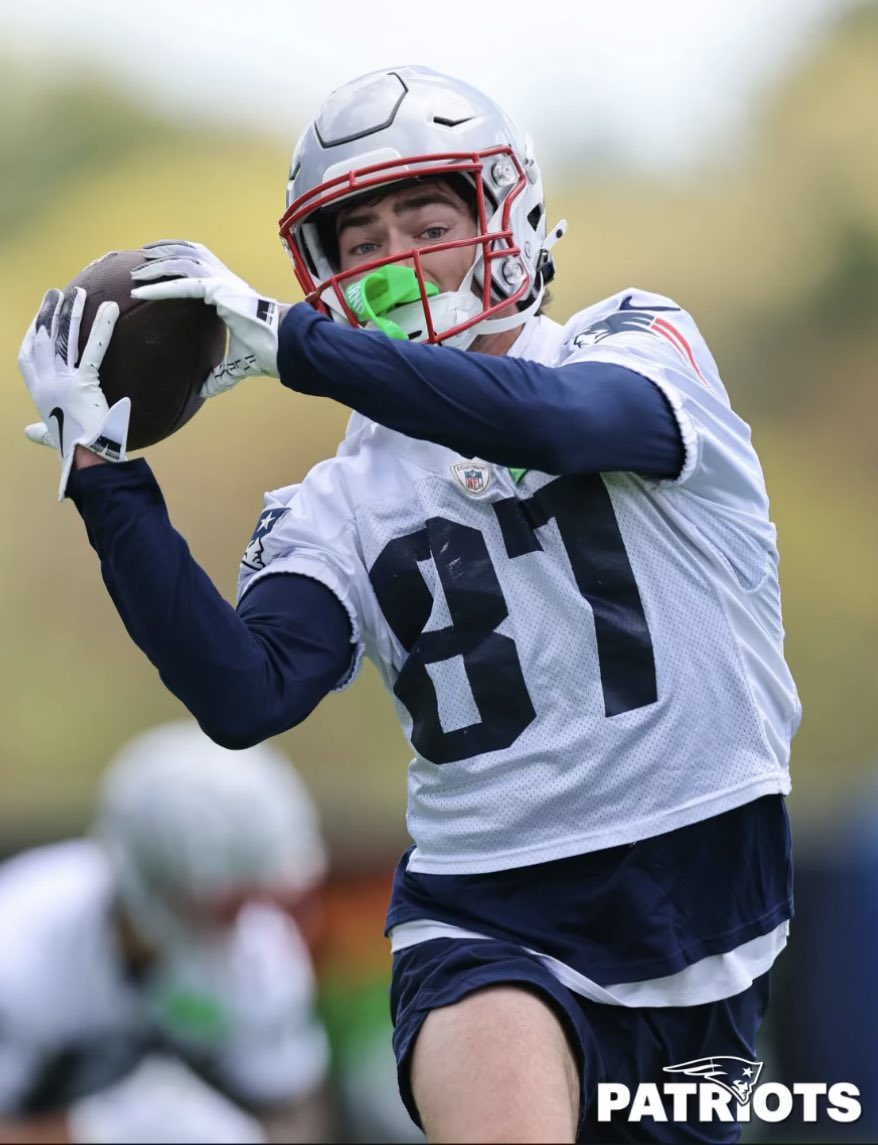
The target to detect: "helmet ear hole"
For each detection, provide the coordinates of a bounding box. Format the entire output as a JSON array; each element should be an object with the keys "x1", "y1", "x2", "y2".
[{"x1": 536, "y1": 248, "x2": 556, "y2": 286}]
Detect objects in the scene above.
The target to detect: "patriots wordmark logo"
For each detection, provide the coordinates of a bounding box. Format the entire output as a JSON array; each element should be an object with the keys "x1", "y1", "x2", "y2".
[
  {"x1": 451, "y1": 461, "x2": 493, "y2": 495},
  {"x1": 663, "y1": 1057, "x2": 764, "y2": 1105},
  {"x1": 572, "y1": 295, "x2": 709, "y2": 386},
  {"x1": 241, "y1": 507, "x2": 289, "y2": 571},
  {"x1": 599, "y1": 1058, "x2": 861, "y2": 1124}
]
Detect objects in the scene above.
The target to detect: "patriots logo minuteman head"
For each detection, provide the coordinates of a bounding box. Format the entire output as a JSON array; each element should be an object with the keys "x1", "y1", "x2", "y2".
[
  {"x1": 572, "y1": 309, "x2": 657, "y2": 348},
  {"x1": 241, "y1": 507, "x2": 289, "y2": 571},
  {"x1": 663, "y1": 1057, "x2": 764, "y2": 1105}
]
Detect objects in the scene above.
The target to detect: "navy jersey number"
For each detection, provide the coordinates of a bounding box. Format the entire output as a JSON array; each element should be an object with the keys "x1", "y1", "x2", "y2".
[
  {"x1": 494, "y1": 474, "x2": 657, "y2": 716},
  {"x1": 369, "y1": 518, "x2": 536, "y2": 763},
  {"x1": 369, "y1": 474, "x2": 656, "y2": 763}
]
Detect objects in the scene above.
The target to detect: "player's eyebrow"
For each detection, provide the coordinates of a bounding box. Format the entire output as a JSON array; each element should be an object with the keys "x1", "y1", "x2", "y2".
[
  {"x1": 336, "y1": 190, "x2": 460, "y2": 237},
  {"x1": 335, "y1": 209, "x2": 379, "y2": 236},
  {"x1": 392, "y1": 191, "x2": 458, "y2": 215}
]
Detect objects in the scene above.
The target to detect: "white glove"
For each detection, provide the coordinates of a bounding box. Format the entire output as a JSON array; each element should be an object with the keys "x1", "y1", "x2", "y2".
[
  {"x1": 18, "y1": 287, "x2": 131, "y2": 500},
  {"x1": 130, "y1": 240, "x2": 281, "y2": 397},
  {"x1": 68, "y1": 1053, "x2": 266, "y2": 1144}
]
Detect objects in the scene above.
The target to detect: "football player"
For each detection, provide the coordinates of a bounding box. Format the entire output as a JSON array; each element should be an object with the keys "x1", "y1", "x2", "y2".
[
  {"x1": 0, "y1": 722, "x2": 332, "y2": 1144},
  {"x1": 19, "y1": 66, "x2": 800, "y2": 1143}
]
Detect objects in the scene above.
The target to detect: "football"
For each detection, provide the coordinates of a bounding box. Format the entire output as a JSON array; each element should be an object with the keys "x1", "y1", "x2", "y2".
[{"x1": 64, "y1": 249, "x2": 228, "y2": 450}]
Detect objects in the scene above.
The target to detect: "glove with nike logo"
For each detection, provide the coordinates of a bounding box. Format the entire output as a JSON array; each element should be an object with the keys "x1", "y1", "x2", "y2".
[
  {"x1": 18, "y1": 287, "x2": 131, "y2": 500},
  {"x1": 130, "y1": 240, "x2": 281, "y2": 397}
]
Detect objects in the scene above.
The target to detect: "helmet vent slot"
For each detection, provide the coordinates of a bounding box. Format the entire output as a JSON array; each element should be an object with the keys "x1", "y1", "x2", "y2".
[{"x1": 432, "y1": 115, "x2": 474, "y2": 128}]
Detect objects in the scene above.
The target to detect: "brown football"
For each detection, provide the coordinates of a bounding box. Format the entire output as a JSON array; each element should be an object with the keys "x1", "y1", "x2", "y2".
[{"x1": 64, "y1": 249, "x2": 227, "y2": 450}]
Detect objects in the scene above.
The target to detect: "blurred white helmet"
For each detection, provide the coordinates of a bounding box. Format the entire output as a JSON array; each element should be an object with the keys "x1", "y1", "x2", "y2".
[
  {"x1": 94, "y1": 721, "x2": 326, "y2": 949},
  {"x1": 279, "y1": 64, "x2": 566, "y2": 349}
]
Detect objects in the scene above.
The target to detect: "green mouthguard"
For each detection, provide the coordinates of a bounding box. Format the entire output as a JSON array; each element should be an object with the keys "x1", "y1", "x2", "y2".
[{"x1": 344, "y1": 265, "x2": 438, "y2": 340}]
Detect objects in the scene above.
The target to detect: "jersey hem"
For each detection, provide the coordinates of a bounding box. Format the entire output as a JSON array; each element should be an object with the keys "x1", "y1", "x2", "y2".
[
  {"x1": 405, "y1": 774, "x2": 790, "y2": 875},
  {"x1": 385, "y1": 900, "x2": 793, "y2": 985},
  {"x1": 388, "y1": 919, "x2": 790, "y2": 1008}
]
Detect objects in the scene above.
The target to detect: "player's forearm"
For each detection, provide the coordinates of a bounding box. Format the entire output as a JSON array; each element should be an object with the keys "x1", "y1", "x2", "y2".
[
  {"x1": 67, "y1": 461, "x2": 351, "y2": 748},
  {"x1": 0, "y1": 1112, "x2": 72, "y2": 1143},
  {"x1": 279, "y1": 304, "x2": 683, "y2": 478}
]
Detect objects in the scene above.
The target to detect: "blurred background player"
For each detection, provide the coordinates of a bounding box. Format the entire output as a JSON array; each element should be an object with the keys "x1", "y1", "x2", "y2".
[{"x1": 0, "y1": 721, "x2": 333, "y2": 1144}]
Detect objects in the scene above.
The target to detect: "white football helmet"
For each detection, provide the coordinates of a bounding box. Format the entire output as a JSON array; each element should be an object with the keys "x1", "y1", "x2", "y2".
[
  {"x1": 279, "y1": 65, "x2": 566, "y2": 349},
  {"x1": 94, "y1": 721, "x2": 326, "y2": 950}
]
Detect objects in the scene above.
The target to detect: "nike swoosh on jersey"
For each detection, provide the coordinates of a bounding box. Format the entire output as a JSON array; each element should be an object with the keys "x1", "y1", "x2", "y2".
[{"x1": 619, "y1": 294, "x2": 681, "y2": 313}]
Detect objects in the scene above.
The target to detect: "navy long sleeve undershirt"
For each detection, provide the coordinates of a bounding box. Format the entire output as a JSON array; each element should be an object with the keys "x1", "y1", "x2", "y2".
[
  {"x1": 68, "y1": 460, "x2": 353, "y2": 749},
  {"x1": 278, "y1": 304, "x2": 684, "y2": 479}
]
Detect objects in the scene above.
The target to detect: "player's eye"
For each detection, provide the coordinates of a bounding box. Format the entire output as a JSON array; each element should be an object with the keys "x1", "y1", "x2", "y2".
[
  {"x1": 419, "y1": 225, "x2": 449, "y2": 242},
  {"x1": 350, "y1": 240, "x2": 381, "y2": 257}
]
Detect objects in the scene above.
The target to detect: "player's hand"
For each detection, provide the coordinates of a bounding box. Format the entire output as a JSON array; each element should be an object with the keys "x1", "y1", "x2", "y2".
[
  {"x1": 68, "y1": 1053, "x2": 266, "y2": 1144},
  {"x1": 130, "y1": 240, "x2": 281, "y2": 397},
  {"x1": 17, "y1": 287, "x2": 131, "y2": 500}
]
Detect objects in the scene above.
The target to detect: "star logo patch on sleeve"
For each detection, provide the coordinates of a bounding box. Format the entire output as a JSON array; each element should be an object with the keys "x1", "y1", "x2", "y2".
[{"x1": 241, "y1": 507, "x2": 290, "y2": 571}]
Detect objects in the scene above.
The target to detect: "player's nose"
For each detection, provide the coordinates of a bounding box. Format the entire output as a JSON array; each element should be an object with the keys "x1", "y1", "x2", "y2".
[{"x1": 385, "y1": 227, "x2": 417, "y2": 262}]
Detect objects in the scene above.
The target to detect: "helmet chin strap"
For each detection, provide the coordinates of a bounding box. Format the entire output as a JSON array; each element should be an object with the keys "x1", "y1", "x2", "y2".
[
  {"x1": 471, "y1": 283, "x2": 545, "y2": 335},
  {"x1": 435, "y1": 273, "x2": 545, "y2": 350}
]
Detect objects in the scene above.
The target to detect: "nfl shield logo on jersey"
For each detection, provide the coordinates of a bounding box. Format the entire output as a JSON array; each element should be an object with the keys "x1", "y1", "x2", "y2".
[{"x1": 451, "y1": 461, "x2": 493, "y2": 495}]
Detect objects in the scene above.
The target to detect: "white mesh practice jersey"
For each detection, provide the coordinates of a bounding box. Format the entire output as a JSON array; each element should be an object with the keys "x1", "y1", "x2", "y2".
[
  {"x1": 0, "y1": 841, "x2": 329, "y2": 1113},
  {"x1": 239, "y1": 287, "x2": 800, "y2": 875}
]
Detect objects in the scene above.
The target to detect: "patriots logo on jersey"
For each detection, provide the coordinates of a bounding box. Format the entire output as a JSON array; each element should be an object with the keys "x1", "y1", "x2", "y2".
[
  {"x1": 241, "y1": 508, "x2": 289, "y2": 571},
  {"x1": 663, "y1": 1057, "x2": 764, "y2": 1104},
  {"x1": 572, "y1": 295, "x2": 709, "y2": 386}
]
